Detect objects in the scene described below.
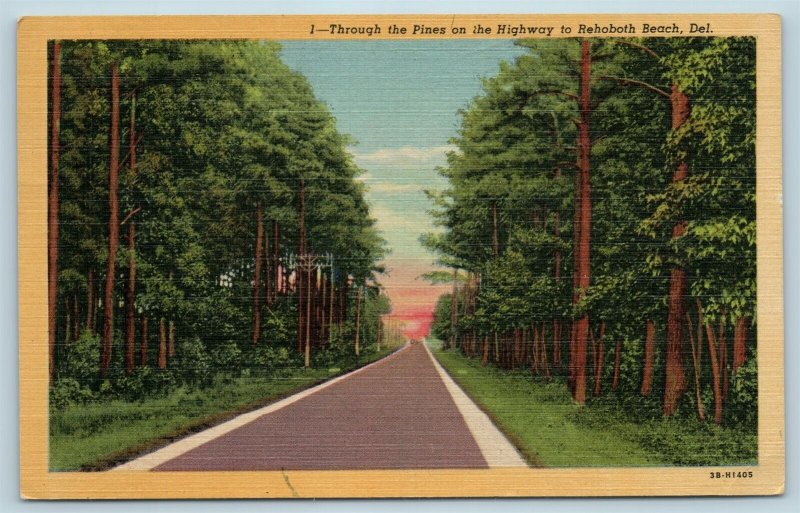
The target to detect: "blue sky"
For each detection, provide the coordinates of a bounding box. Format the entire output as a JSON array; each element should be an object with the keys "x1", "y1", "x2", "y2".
[{"x1": 280, "y1": 40, "x2": 526, "y2": 314}]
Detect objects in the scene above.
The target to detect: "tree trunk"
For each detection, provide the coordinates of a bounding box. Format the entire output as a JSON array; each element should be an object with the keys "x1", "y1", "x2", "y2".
[
  {"x1": 662, "y1": 85, "x2": 691, "y2": 416},
  {"x1": 733, "y1": 316, "x2": 748, "y2": 372},
  {"x1": 158, "y1": 317, "x2": 167, "y2": 369},
  {"x1": 612, "y1": 339, "x2": 621, "y2": 390},
  {"x1": 641, "y1": 320, "x2": 656, "y2": 396},
  {"x1": 354, "y1": 285, "x2": 363, "y2": 358},
  {"x1": 572, "y1": 39, "x2": 593, "y2": 405},
  {"x1": 481, "y1": 335, "x2": 489, "y2": 366},
  {"x1": 139, "y1": 314, "x2": 148, "y2": 367},
  {"x1": 100, "y1": 62, "x2": 121, "y2": 376},
  {"x1": 48, "y1": 40, "x2": 62, "y2": 381},
  {"x1": 252, "y1": 201, "x2": 263, "y2": 345}
]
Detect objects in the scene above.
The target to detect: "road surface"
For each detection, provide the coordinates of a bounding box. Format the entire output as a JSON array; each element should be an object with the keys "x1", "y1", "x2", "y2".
[{"x1": 116, "y1": 342, "x2": 526, "y2": 471}]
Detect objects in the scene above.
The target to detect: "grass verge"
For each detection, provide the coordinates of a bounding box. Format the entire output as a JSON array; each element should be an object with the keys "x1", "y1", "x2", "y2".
[
  {"x1": 431, "y1": 344, "x2": 756, "y2": 467},
  {"x1": 50, "y1": 347, "x2": 398, "y2": 471}
]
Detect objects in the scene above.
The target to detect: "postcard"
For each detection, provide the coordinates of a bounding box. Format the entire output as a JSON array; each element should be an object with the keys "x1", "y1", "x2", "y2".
[{"x1": 17, "y1": 13, "x2": 783, "y2": 498}]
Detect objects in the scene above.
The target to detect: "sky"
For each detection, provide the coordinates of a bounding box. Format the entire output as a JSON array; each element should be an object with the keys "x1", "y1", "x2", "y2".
[{"x1": 280, "y1": 40, "x2": 526, "y2": 337}]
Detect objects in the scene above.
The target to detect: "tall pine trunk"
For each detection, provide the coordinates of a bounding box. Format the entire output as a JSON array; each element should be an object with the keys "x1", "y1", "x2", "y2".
[
  {"x1": 252, "y1": 201, "x2": 263, "y2": 345},
  {"x1": 158, "y1": 317, "x2": 166, "y2": 369},
  {"x1": 662, "y1": 85, "x2": 691, "y2": 416},
  {"x1": 572, "y1": 39, "x2": 593, "y2": 404},
  {"x1": 100, "y1": 62, "x2": 120, "y2": 376},
  {"x1": 732, "y1": 316, "x2": 748, "y2": 372},
  {"x1": 48, "y1": 41, "x2": 62, "y2": 381},
  {"x1": 641, "y1": 319, "x2": 656, "y2": 395}
]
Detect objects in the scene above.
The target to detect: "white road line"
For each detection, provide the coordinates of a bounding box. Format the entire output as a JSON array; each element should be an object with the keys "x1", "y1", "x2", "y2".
[
  {"x1": 422, "y1": 341, "x2": 528, "y2": 468},
  {"x1": 113, "y1": 344, "x2": 411, "y2": 471}
]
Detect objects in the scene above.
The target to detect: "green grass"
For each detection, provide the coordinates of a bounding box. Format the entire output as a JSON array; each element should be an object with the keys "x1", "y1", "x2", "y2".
[
  {"x1": 50, "y1": 347, "x2": 396, "y2": 471},
  {"x1": 430, "y1": 344, "x2": 756, "y2": 467}
]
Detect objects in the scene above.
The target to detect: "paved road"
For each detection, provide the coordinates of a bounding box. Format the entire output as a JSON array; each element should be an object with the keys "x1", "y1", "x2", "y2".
[{"x1": 154, "y1": 343, "x2": 489, "y2": 471}]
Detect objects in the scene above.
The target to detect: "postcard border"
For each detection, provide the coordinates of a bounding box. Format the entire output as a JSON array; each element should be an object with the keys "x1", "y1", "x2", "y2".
[{"x1": 17, "y1": 13, "x2": 784, "y2": 499}]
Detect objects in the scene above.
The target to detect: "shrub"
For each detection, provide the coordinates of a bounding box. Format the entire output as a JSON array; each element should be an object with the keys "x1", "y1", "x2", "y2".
[
  {"x1": 727, "y1": 356, "x2": 758, "y2": 429},
  {"x1": 173, "y1": 337, "x2": 213, "y2": 388},
  {"x1": 111, "y1": 366, "x2": 177, "y2": 401},
  {"x1": 263, "y1": 315, "x2": 291, "y2": 346},
  {"x1": 61, "y1": 331, "x2": 101, "y2": 389},
  {"x1": 49, "y1": 377, "x2": 95, "y2": 409},
  {"x1": 209, "y1": 340, "x2": 242, "y2": 379}
]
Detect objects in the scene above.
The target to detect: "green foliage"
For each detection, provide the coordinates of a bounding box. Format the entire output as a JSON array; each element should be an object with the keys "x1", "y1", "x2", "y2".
[
  {"x1": 249, "y1": 345, "x2": 298, "y2": 374},
  {"x1": 173, "y1": 338, "x2": 213, "y2": 388},
  {"x1": 209, "y1": 340, "x2": 242, "y2": 377},
  {"x1": 49, "y1": 378, "x2": 95, "y2": 409},
  {"x1": 50, "y1": 39, "x2": 388, "y2": 405},
  {"x1": 60, "y1": 331, "x2": 101, "y2": 388},
  {"x1": 425, "y1": 36, "x2": 756, "y2": 432},
  {"x1": 431, "y1": 294, "x2": 453, "y2": 341},
  {"x1": 110, "y1": 367, "x2": 178, "y2": 402},
  {"x1": 727, "y1": 356, "x2": 758, "y2": 429}
]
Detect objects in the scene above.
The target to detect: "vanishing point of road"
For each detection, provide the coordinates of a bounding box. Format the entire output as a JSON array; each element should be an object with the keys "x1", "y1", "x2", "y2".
[{"x1": 116, "y1": 343, "x2": 526, "y2": 471}]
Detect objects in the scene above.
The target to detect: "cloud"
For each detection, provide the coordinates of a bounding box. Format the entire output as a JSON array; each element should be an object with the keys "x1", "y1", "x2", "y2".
[
  {"x1": 365, "y1": 182, "x2": 425, "y2": 194},
  {"x1": 351, "y1": 145, "x2": 456, "y2": 166}
]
